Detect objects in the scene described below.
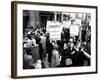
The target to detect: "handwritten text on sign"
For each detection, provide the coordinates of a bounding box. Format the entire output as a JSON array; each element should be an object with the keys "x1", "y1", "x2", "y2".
[{"x1": 46, "y1": 21, "x2": 62, "y2": 40}]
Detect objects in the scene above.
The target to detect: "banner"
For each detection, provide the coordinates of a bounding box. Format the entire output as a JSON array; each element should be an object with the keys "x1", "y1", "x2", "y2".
[
  {"x1": 70, "y1": 24, "x2": 80, "y2": 36},
  {"x1": 74, "y1": 19, "x2": 82, "y2": 26},
  {"x1": 46, "y1": 21, "x2": 62, "y2": 40}
]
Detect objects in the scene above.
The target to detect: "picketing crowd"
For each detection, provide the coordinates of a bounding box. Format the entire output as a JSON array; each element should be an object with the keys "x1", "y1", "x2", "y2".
[{"x1": 23, "y1": 23, "x2": 91, "y2": 69}]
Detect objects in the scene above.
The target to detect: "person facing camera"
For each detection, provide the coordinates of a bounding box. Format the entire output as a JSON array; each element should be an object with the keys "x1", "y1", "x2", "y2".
[{"x1": 51, "y1": 41, "x2": 62, "y2": 68}]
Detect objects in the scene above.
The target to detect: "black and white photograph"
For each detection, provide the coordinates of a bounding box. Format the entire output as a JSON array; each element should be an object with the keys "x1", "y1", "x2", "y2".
[
  {"x1": 11, "y1": 1, "x2": 97, "y2": 78},
  {"x1": 23, "y1": 10, "x2": 91, "y2": 69}
]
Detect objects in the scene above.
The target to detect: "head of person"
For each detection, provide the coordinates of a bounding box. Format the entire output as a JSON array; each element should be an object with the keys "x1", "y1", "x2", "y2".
[
  {"x1": 27, "y1": 34, "x2": 32, "y2": 40},
  {"x1": 37, "y1": 59, "x2": 42, "y2": 64},
  {"x1": 24, "y1": 36, "x2": 28, "y2": 41},
  {"x1": 69, "y1": 38, "x2": 74, "y2": 48},
  {"x1": 52, "y1": 41, "x2": 58, "y2": 49},
  {"x1": 36, "y1": 38, "x2": 41, "y2": 44},
  {"x1": 40, "y1": 32, "x2": 43, "y2": 36},
  {"x1": 69, "y1": 38, "x2": 73, "y2": 43},
  {"x1": 71, "y1": 19, "x2": 75, "y2": 24},
  {"x1": 63, "y1": 42, "x2": 68, "y2": 49},
  {"x1": 31, "y1": 32, "x2": 35, "y2": 38},
  {"x1": 82, "y1": 42, "x2": 87, "y2": 49},
  {"x1": 37, "y1": 30, "x2": 40, "y2": 35},
  {"x1": 51, "y1": 40, "x2": 56, "y2": 44},
  {"x1": 53, "y1": 44, "x2": 59, "y2": 50}
]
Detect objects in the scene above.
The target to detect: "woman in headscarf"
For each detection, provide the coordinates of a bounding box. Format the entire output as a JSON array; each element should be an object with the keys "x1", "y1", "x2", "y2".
[{"x1": 51, "y1": 41, "x2": 61, "y2": 68}]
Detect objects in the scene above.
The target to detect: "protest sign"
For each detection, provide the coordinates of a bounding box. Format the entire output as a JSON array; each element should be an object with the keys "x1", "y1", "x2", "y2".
[
  {"x1": 46, "y1": 21, "x2": 62, "y2": 40},
  {"x1": 70, "y1": 24, "x2": 80, "y2": 36}
]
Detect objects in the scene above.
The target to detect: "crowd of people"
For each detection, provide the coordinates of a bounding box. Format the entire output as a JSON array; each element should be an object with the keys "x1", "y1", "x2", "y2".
[{"x1": 23, "y1": 25, "x2": 91, "y2": 69}]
